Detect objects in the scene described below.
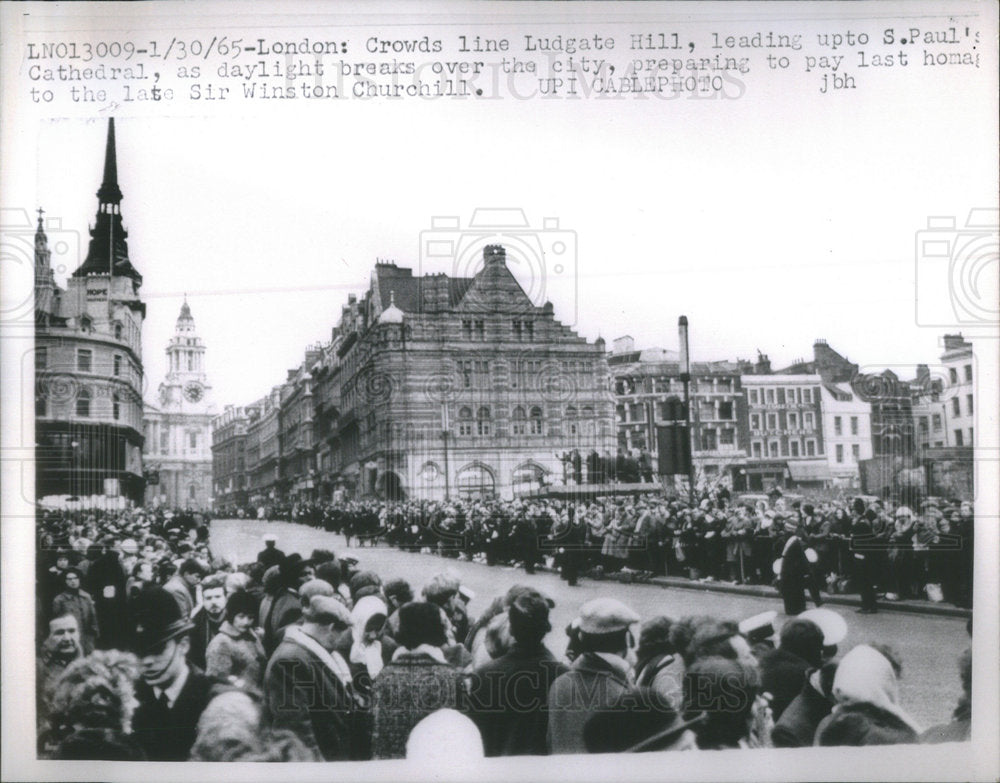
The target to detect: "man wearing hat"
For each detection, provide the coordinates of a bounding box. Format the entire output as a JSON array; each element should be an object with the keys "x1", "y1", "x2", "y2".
[
  {"x1": 257, "y1": 534, "x2": 285, "y2": 571},
  {"x1": 468, "y1": 589, "x2": 568, "y2": 756},
  {"x1": 547, "y1": 598, "x2": 641, "y2": 754},
  {"x1": 264, "y1": 594, "x2": 362, "y2": 761},
  {"x1": 130, "y1": 587, "x2": 226, "y2": 761}
]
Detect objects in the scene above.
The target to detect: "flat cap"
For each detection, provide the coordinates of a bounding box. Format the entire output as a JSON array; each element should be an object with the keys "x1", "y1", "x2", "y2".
[
  {"x1": 578, "y1": 597, "x2": 640, "y2": 635},
  {"x1": 302, "y1": 594, "x2": 352, "y2": 627}
]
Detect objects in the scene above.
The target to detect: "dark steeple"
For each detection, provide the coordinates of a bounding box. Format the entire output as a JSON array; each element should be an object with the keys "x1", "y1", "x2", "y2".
[
  {"x1": 97, "y1": 117, "x2": 123, "y2": 204},
  {"x1": 72, "y1": 118, "x2": 142, "y2": 285}
]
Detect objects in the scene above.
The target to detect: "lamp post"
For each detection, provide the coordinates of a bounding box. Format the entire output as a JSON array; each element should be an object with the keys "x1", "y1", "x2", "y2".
[
  {"x1": 679, "y1": 316, "x2": 696, "y2": 507},
  {"x1": 441, "y1": 402, "x2": 451, "y2": 501}
]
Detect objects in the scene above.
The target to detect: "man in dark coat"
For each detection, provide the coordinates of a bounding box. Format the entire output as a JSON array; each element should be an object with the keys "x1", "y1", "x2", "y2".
[
  {"x1": 771, "y1": 662, "x2": 836, "y2": 747},
  {"x1": 188, "y1": 573, "x2": 227, "y2": 670},
  {"x1": 775, "y1": 521, "x2": 822, "y2": 615},
  {"x1": 256, "y1": 534, "x2": 285, "y2": 571},
  {"x1": 757, "y1": 618, "x2": 824, "y2": 721},
  {"x1": 86, "y1": 538, "x2": 128, "y2": 649},
  {"x1": 547, "y1": 598, "x2": 641, "y2": 754},
  {"x1": 469, "y1": 590, "x2": 569, "y2": 756},
  {"x1": 130, "y1": 587, "x2": 227, "y2": 761},
  {"x1": 264, "y1": 594, "x2": 362, "y2": 761}
]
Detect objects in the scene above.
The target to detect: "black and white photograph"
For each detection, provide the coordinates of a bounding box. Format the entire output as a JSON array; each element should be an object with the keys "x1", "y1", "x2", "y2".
[{"x1": 1, "y1": 2, "x2": 998, "y2": 781}]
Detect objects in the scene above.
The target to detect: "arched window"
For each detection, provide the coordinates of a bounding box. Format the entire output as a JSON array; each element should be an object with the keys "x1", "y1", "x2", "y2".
[
  {"x1": 458, "y1": 406, "x2": 473, "y2": 436},
  {"x1": 112, "y1": 393, "x2": 120, "y2": 421},
  {"x1": 456, "y1": 464, "x2": 495, "y2": 500},
  {"x1": 79, "y1": 315, "x2": 93, "y2": 333},
  {"x1": 512, "y1": 406, "x2": 526, "y2": 435},
  {"x1": 113, "y1": 321, "x2": 123, "y2": 340},
  {"x1": 529, "y1": 406, "x2": 543, "y2": 435},
  {"x1": 76, "y1": 388, "x2": 91, "y2": 418},
  {"x1": 477, "y1": 406, "x2": 491, "y2": 436}
]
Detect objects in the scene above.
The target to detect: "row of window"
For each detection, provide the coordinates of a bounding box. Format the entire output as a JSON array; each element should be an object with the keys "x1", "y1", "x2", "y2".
[
  {"x1": 460, "y1": 319, "x2": 536, "y2": 341},
  {"x1": 751, "y1": 439, "x2": 823, "y2": 458},
  {"x1": 951, "y1": 395, "x2": 974, "y2": 417},
  {"x1": 832, "y1": 415, "x2": 860, "y2": 436},
  {"x1": 37, "y1": 390, "x2": 125, "y2": 421},
  {"x1": 948, "y1": 365, "x2": 973, "y2": 385},
  {"x1": 75, "y1": 316, "x2": 127, "y2": 341},
  {"x1": 615, "y1": 377, "x2": 736, "y2": 395},
  {"x1": 37, "y1": 347, "x2": 132, "y2": 379},
  {"x1": 747, "y1": 386, "x2": 817, "y2": 406}
]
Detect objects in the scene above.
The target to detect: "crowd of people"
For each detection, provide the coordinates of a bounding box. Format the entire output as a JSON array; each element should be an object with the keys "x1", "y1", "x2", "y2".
[
  {"x1": 34, "y1": 498, "x2": 972, "y2": 763},
  {"x1": 224, "y1": 489, "x2": 974, "y2": 612}
]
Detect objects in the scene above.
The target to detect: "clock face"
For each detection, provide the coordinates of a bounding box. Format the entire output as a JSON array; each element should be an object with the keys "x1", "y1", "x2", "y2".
[{"x1": 184, "y1": 382, "x2": 204, "y2": 403}]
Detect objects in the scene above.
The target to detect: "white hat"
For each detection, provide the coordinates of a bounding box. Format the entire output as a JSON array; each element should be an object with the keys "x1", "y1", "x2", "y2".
[
  {"x1": 406, "y1": 708, "x2": 483, "y2": 763},
  {"x1": 798, "y1": 608, "x2": 848, "y2": 647}
]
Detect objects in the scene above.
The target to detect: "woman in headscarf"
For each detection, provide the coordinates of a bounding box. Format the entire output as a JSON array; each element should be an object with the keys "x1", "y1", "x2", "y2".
[
  {"x1": 347, "y1": 594, "x2": 389, "y2": 698},
  {"x1": 815, "y1": 644, "x2": 921, "y2": 746}
]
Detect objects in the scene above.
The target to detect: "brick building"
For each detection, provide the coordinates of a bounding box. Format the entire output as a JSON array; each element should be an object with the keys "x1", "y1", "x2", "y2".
[
  {"x1": 607, "y1": 337, "x2": 749, "y2": 491},
  {"x1": 740, "y1": 370, "x2": 829, "y2": 490}
]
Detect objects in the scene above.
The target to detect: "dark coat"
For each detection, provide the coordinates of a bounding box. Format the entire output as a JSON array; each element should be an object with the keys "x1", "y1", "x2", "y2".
[
  {"x1": 468, "y1": 644, "x2": 569, "y2": 756},
  {"x1": 771, "y1": 679, "x2": 832, "y2": 748},
  {"x1": 547, "y1": 652, "x2": 633, "y2": 755},
  {"x1": 815, "y1": 702, "x2": 920, "y2": 746},
  {"x1": 187, "y1": 606, "x2": 224, "y2": 671},
  {"x1": 370, "y1": 650, "x2": 466, "y2": 760},
  {"x1": 257, "y1": 545, "x2": 285, "y2": 570},
  {"x1": 162, "y1": 574, "x2": 196, "y2": 620},
  {"x1": 263, "y1": 589, "x2": 302, "y2": 655},
  {"x1": 758, "y1": 648, "x2": 812, "y2": 721},
  {"x1": 264, "y1": 633, "x2": 362, "y2": 761},
  {"x1": 132, "y1": 667, "x2": 226, "y2": 761}
]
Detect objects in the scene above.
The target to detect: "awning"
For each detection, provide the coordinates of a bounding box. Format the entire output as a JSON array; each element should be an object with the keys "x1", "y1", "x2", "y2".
[{"x1": 787, "y1": 460, "x2": 833, "y2": 481}]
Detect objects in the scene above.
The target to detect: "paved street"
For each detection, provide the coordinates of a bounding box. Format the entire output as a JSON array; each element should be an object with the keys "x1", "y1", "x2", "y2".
[{"x1": 212, "y1": 518, "x2": 969, "y2": 731}]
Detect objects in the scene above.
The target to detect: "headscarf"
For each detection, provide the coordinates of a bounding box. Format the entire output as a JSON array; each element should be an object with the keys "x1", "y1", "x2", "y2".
[
  {"x1": 830, "y1": 645, "x2": 922, "y2": 733},
  {"x1": 349, "y1": 595, "x2": 388, "y2": 678}
]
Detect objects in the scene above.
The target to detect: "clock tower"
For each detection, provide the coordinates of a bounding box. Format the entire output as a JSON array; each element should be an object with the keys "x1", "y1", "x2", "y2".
[
  {"x1": 159, "y1": 298, "x2": 212, "y2": 411},
  {"x1": 143, "y1": 298, "x2": 215, "y2": 510}
]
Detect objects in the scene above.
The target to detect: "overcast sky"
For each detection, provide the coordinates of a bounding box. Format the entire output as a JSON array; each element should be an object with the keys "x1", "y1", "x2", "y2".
[{"x1": 26, "y1": 12, "x2": 998, "y2": 411}]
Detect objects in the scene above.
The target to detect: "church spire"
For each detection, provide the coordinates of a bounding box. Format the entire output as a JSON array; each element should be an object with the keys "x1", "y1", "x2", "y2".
[
  {"x1": 72, "y1": 117, "x2": 141, "y2": 284},
  {"x1": 97, "y1": 117, "x2": 123, "y2": 205}
]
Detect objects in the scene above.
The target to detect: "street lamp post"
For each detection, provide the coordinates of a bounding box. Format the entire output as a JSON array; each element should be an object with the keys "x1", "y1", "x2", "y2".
[
  {"x1": 441, "y1": 403, "x2": 451, "y2": 501},
  {"x1": 679, "y1": 316, "x2": 696, "y2": 507}
]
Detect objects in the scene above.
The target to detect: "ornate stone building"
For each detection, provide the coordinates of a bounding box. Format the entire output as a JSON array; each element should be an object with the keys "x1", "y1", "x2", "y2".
[
  {"x1": 302, "y1": 245, "x2": 617, "y2": 501},
  {"x1": 142, "y1": 300, "x2": 215, "y2": 509},
  {"x1": 34, "y1": 119, "x2": 147, "y2": 505}
]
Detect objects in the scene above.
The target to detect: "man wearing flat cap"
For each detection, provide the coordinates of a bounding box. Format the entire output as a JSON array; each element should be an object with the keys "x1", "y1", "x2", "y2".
[
  {"x1": 264, "y1": 594, "x2": 364, "y2": 761},
  {"x1": 130, "y1": 586, "x2": 227, "y2": 761},
  {"x1": 547, "y1": 598, "x2": 642, "y2": 754}
]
